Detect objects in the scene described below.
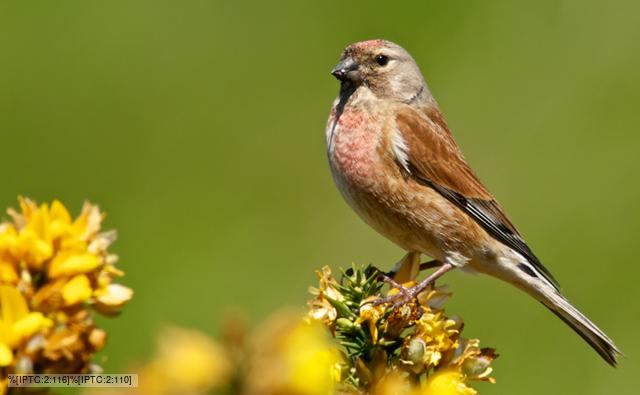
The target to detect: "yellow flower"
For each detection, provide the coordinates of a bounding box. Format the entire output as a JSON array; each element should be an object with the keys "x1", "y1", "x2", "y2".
[
  {"x1": 7, "y1": 226, "x2": 53, "y2": 270},
  {"x1": 403, "y1": 311, "x2": 460, "y2": 372},
  {"x1": 0, "y1": 260, "x2": 18, "y2": 283},
  {"x1": 0, "y1": 343, "x2": 13, "y2": 366},
  {"x1": 451, "y1": 339, "x2": 497, "y2": 383},
  {"x1": 419, "y1": 368, "x2": 477, "y2": 395},
  {"x1": 93, "y1": 284, "x2": 134, "y2": 316},
  {"x1": 371, "y1": 370, "x2": 413, "y2": 395},
  {"x1": 285, "y1": 321, "x2": 341, "y2": 394},
  {"x1": 317, "y1": 266, "x2": 344, "y2": 300},
  {"x1": 62, "y1": 275, "x2": 93, "y2": 305},
  {"x1": 95, "y1": 283, "x2": 133, "y2": 306},
  {"x1": 0, "y1": 198, "x2": 131, "y2": 375},
  {"x1": 138, "y1": 327, "x2": 232, "y2": 394},
  {"x1": 308, "y1": 296, "x2": 338, "y2": 325},
  {"x1": 0, "y1": 286, "x2": 53, "y2": 365},
  {"x1": 49, "y1": 253, "x2": 101, "y2": 278},
  {"x1": 1, "y1": 198, "x2": 79, "y2": 270},
  {"x1": 308, "y1": 266, "x2": 345, "y2": 327},
  {"x1": 356, "y1": 297, "x2": 385, "y2": 344},
  {"x1": 246, "y1": 312, "x2": 340, "y2": 395},
  {"x1": 306, "y1": 264, "x2": 496, "y2": 394},
  {"x1": 417, "y1": 285, "x2": 452, "y2": 310}
]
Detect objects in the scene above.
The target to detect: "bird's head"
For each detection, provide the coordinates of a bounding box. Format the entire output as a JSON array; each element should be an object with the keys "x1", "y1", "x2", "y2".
[{"x1": 331, "y1": 39, "x2": 428, "y2": 103}]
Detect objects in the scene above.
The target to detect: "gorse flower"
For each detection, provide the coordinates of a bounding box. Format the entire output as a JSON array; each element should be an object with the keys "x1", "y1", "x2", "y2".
[
  {"x1": 0, "y1": 197, "x2": 496, "y2": 395},
  {"x1": 87, "y1": 263, "x2": 494, "y2": 395},
  {"x1": 0, "y1": 198, "x2": 132, "y2": 390},
  {"x1": 132, "y1": 327, "x2": 233, "y2": 395},
  {"x1": 245, "y1": 312, "x2": 341, "y2": 395},
  {"x1": 308, "y1": 265, "x2": 497, "y2": 395},
  {"x1": 84, "y1": 313, "x2": 339, "y2": 395}
]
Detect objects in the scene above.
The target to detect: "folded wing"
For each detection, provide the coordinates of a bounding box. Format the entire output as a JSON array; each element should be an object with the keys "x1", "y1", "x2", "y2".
[{"x1": 394, "y1": 106, "x2": 559, "y2": 289}]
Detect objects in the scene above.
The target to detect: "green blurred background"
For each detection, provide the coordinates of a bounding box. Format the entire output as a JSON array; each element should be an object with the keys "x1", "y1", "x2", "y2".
[{"x1": 1, "y1": 0, "x2": 639, "y2": 393}]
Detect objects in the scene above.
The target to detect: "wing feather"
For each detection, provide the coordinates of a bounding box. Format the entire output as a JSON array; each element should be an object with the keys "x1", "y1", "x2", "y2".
[{"x1": 395, "y1": 106, "x2": 560, "y2": 289}]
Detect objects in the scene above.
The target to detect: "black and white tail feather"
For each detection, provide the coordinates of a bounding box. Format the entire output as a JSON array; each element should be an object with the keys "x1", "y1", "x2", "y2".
[{"x1": 512, "y1": 258, "x2": 621, "y2": 366}]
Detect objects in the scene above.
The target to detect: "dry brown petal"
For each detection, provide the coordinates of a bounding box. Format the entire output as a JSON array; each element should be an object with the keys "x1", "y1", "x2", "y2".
[
  {"x1": 43, "y1": 330, "x2": 81, "y2": 361},
  {"x1": 88, "y1": 328, "x2": 107, "y2": 351},
  {"x1": 32, "y1": 278, "x2": 66, "y2": 313}
]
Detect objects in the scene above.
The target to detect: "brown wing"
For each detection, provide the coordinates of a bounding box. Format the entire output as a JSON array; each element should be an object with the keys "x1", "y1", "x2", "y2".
[{"x1": 395, "y1": 106, "x2": 559, "y2": 289}]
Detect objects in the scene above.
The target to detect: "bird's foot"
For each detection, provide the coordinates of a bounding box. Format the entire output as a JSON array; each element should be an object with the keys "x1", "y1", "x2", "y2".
[
  {"x1": 376, "y1": 272, "x2": 412, "y2": 302},
  {"x1": 372, "y1": 263, "x2": 454, "y2": 310}
]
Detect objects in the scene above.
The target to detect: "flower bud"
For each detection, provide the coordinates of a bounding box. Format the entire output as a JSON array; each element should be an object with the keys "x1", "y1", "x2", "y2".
[
  {"x1": 336, "y1": 317, "x2": 354, "y2": 330},
  {"x1": 406, "y1": 338, "x2": 426, "y2": 365},
  {"x1": 462, "y1": 356, "x2": 492, "y2": 377}
]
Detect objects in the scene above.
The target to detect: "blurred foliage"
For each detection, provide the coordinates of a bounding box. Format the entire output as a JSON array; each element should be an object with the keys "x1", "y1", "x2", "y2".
[{"x1": 0, "y1": 1, "x2": 638, "y2": 394}]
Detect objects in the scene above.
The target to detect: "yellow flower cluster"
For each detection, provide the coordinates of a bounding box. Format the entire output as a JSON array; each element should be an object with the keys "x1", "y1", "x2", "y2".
[
  {"x1": 308, "y1": 265, "x2": 497, "y2": 395},
  {"x1": 106, "y1": 327, "x2": 234, "y2": 395},
  {"x1": 0, "y1": 198, "x2": 132, "y2": 389},
  {"x1": 87, "y1": 264, "x2": 495, "y2": 395},
  {"x1": 245, "y1": 312, "x2": 341, "y2": 395},
  {"x1": 85, "y1": 313, "x2": 339, "y2": 395}
]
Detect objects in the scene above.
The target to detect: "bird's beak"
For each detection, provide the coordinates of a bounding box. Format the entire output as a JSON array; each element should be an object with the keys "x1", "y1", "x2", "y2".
[{"x1": 331, "y1": 57, "x2": 359, "y2": 82}]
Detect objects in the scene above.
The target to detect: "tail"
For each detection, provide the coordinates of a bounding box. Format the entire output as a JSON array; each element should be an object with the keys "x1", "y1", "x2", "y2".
[
  {"x1": 539, "y1": 286, "x2": 621, "y2": 366},
  {"x1": 511, "y1": 260, "x2": 622, "y2": 366}
]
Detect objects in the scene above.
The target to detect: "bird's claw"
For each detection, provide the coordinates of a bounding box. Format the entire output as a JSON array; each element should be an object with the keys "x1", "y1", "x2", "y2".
[
  {"x1": 371, "y1": 272, "x2": 423, "y2": 309},
  {"x1": 365, "y1": 262, "x2": 453, "y2": 312},
  {"x1": 376, "y1": 272, "x2": 409, "y2": 294}
]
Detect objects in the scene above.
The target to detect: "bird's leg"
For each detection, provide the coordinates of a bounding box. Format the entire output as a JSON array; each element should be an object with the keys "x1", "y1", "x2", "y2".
[
  {"x1": 387, "y1": 251, "x2": 421, "y2": 283},
  {"x1": 370, "y1": 253, "x2": 443, "y2": 306},
  {"x1": 418, "y1": 259, "x2": 441, "y2": 272},
  {"x1": 376, "y1": 272, "x2": 411, "y2": 300},
  {"x1": 385, "y1": 254, "x2": 442, "y2": 281},
  {"x1": 374, "y1": 262, "x2": 454, "y2": 309}
]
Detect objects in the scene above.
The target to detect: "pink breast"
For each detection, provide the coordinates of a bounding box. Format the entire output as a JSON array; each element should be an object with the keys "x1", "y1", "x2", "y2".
[{"x1": 331, "y1": 111, "x2": 378, "y2": 186}]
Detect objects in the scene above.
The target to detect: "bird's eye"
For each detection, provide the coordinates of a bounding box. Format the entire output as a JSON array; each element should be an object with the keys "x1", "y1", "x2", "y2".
[{"x1": 375, "y1": 54, "x2": 389, "y2": 66}]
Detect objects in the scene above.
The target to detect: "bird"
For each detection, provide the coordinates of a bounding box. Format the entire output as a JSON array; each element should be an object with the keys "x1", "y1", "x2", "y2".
[{"x1": 325, "y1": 39, "x2": 620, "y2": 366}]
